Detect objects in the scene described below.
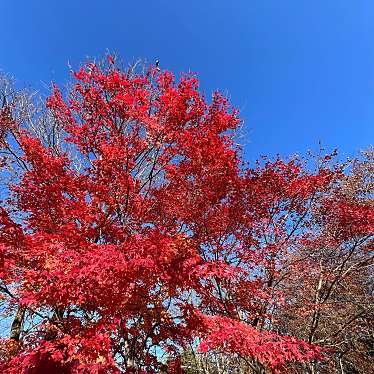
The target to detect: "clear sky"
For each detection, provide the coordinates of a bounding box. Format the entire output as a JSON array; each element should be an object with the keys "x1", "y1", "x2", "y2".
[{"x1": 0, "y1": 0, "x2": 373, "y2": 162}]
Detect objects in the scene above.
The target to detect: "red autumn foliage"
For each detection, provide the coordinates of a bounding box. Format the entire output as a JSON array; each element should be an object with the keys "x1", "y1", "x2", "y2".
[{"x1": 0, "y1": 58, "x2": 372, "y2": 373}]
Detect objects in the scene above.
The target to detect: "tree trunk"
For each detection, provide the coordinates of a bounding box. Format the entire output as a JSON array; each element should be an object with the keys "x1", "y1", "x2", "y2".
[{"x1": 10, "y1": 306, "x2": 25, "y2": 341}]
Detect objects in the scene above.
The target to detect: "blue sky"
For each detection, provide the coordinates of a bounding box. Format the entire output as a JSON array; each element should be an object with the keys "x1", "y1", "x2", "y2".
[{"x1": 0, "y1": 0, "x2": 373, "y2": 162}]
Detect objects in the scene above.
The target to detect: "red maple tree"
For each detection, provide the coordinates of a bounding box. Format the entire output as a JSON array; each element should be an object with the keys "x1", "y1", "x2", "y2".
[{"x1": 1, "y1": 58, "x2": 369, "y2": 373}]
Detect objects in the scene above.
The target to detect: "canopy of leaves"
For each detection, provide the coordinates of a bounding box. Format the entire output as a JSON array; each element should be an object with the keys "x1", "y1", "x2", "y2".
[{"x1": 0, "y1": 58, "x2": 372, "y2": 374}]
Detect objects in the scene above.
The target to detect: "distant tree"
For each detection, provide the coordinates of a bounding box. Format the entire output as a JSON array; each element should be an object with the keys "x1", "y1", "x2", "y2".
[
  {"x1": 0, "y1": 57, "x2": 371, "y2": 373},
  {"x1": 273, "y1": 150, "x2": 374, "y2": 374}
]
